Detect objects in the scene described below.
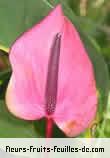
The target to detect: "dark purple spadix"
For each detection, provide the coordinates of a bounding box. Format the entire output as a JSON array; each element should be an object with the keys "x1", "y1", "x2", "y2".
[{"x1": 45, "y1": 33, "x2": 61, "y2": 115}]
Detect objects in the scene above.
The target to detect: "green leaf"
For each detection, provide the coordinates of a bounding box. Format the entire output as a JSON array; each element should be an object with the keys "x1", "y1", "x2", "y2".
[
  {"x1": 0, "y1": 100, "x2": 37, "y2": 137},
  {"x1": 0, "y1": 0, "x2": 51, "y2": 47}
]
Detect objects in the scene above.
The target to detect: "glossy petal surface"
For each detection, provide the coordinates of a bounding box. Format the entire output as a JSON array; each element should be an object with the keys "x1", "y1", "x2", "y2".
[
  {"x1": 6, "y1": 5, "x2": 64, "y2": 120},
  {"x1": 6, "y1": 5, "x2": 97, "y2": 137},
  {"x1": 53, "y1": 17, "x2": 97, "y2": 137}
]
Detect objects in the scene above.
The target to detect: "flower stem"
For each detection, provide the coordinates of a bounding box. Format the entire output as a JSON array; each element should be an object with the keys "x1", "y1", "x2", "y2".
[{"x1": 46, "y1": 117, "x2": 53, "y2": 138}]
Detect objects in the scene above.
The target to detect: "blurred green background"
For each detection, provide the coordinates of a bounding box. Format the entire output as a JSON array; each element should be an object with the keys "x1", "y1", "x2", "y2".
[{"x1": 0, "y1": 0, "x2": 110, "y2": 138}]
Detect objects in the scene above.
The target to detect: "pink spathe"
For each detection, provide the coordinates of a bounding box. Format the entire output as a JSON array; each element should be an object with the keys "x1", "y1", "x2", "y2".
[{"x1": 6, "y1": 5, "x2": 97, "y2": 137}]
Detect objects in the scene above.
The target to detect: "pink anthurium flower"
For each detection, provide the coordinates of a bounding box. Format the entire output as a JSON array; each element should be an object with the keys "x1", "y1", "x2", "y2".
[{"x1": 6, "y1": 5, "x2": 97, "y2": 137}]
